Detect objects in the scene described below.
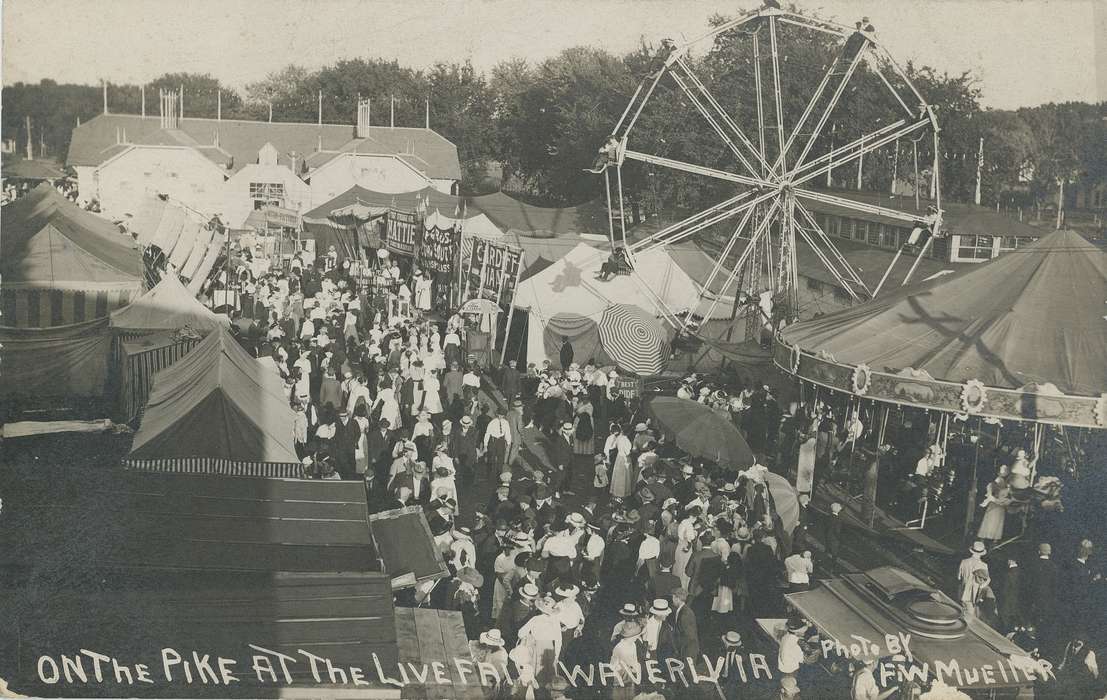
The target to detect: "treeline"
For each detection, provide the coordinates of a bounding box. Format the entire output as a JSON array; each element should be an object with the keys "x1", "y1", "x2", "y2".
[{"x1": 3, "y1": 10, "x2": 1104, "y2": 210}]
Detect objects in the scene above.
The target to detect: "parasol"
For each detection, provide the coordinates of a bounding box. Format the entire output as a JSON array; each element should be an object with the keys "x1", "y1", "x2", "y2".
[
  {"x1": 646, "y1": 396, "x2": 754, "y2": 470},
  {"x1": 598, "y1": 303, "x2": 669, "y2": 376}
]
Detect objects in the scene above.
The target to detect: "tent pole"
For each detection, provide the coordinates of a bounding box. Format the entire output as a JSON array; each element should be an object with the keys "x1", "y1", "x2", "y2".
[
  {"x1": 500, "y1": 259, "x2": 525, "y2": 365},
  {"x1": 964, "y1": 417, "x2": 981, "y2": 540}
]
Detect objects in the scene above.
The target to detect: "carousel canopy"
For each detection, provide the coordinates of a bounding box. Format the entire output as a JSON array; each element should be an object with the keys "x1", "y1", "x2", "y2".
[
  {"x1": 109, "y1": 272, "x2": 229, "y2": 333},
  {"x1": 781, "y1": 230, "x2": 1107, "y2": 397}
]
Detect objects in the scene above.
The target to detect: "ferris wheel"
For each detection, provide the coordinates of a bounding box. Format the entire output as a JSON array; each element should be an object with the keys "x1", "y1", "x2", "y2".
[{"x1": 595, "y1": 2, "x2": 945, "y2": 338}]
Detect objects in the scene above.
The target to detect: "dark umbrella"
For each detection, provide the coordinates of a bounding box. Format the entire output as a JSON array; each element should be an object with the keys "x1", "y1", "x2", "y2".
[{"x1": 646, "y1": 396, "x2": 755, "y2": 469}]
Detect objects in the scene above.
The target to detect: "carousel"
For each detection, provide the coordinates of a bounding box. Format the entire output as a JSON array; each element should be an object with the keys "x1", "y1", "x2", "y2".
[{"x1": 773, "y1": 229, "x2": 1107, "y2": 550}]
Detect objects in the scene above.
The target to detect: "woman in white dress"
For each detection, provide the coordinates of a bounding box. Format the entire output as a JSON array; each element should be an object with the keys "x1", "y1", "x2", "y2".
[
  {"x1": 373, "y1": 380, "x2": 401, "y2": 431},
  {"x1": 429, "y1": 445, "x2": 458, "y2": 515},
  {"x1": 414, "y1": 271, "x2": 433, "y2": 312},
  {"x1": 977, "y1": 476, "x2": 1010, "y2": 543},
  {"x1": 674, "y1": 508, "x2": 700, "y2": 590},
  {"x1": 608, "y1": 425, "x2": 634, "y2": 500}
]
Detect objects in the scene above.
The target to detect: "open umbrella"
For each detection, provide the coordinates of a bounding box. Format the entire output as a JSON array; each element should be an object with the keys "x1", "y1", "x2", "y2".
[
  {"x1": 646, "y1": 396, "x2": 755, "y2": 470},
  {"x1": 598, "y1": 303, "x2": 669, "y2": 376}
]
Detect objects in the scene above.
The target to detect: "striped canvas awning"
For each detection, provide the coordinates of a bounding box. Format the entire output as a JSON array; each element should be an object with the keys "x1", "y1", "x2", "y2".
[{"x1": 598, "y1": 303, "x2": 669, "y2": 376}]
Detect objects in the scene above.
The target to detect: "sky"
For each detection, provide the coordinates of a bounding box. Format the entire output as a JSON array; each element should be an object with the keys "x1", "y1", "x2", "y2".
[{"x1": 2, "y1": 0, "x2": 1103, "y2": 110}]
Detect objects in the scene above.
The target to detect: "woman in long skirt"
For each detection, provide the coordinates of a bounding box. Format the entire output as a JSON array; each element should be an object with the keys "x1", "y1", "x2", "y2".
[
  {"x1": 573, "y1": 395, "x2": 595, "y2": 456},
  {"x1": 977, "y1": 476, "x2": 1010, "y2": 543},
  {"x1": 610, "y1": 452, "x2": 633, "y2": 500}
]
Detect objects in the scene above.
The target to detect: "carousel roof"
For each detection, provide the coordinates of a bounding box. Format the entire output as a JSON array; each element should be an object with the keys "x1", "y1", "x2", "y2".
[{"x1": 780, "y1": 230, "x2": 1107, "y2": 396}]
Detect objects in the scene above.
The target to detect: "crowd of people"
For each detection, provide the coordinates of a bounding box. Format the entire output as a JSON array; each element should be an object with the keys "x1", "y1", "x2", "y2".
[{"x1": 200, "y1": 235, "x2": 1103, "y2": 699}]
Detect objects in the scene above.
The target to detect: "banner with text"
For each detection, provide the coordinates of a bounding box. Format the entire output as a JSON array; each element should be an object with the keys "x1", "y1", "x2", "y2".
[
  {"x1": 417, "y1": 225, "x2": 462, "y2": 311},
  {"x1": 385, "y1": 209, "x2": 419, "y2": 258},
  {"x1": 462, "y1": 238, "x2": 524, "y2": 311}
]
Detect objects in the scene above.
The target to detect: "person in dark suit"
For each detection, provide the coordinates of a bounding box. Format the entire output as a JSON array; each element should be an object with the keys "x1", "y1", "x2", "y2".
[
  {"x1": 1029, "y1": 542, "x2": 1059, "y2": 652},
  {"x1": 670, "y1": 588, "x2": 701, "y2": 665},
  {"x1": 651, "y1": 555, "x2": 682, "y2": 604},
  {"x1": 1063, "y1": 539, "x2": 1100, "y2": 625},
  {"x1": 548, "y1": 422, "x2": 577, "y2": 496},
  {"x1": 559, "y1": 336, "x2": 574, "y2": 370},
  {"x1": 825, "y1": 501, "x2": 844, "y2": 568},
  {"x1": 497, "y1": 582, "x2": 538, "y2": 649},
  {"x1": 331, "y1": 408, "x2": 361, "y2": 480},
  {"x1": 499, "y1": 359, "x2": 521, "y2": 401},
  {"x1": 388, "y1": 462, "x2": 430, "y2": 505}
]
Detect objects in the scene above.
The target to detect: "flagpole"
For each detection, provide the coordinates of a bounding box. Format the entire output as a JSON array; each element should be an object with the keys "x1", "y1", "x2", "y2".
[{"x1": 974, "y1": 136, "x2": 984, "y2": 205}]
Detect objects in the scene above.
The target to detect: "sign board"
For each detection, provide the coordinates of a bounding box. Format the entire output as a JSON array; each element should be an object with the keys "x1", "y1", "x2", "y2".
[
  {"x1": 462, "y1": 237, "x2": 524, "y2": 309},
  {"x1": 612, "y1": 375, "x2": 642, "y2": 400},
  {"x1": 261, "y1": 204, "x2": 300, "y2": 230},
  {"x1": 385, "y1": 209, "x2": 419, "y2": 257},
  {"x1": 417, "y1": 224, "x2": 462, "y2": 311}
]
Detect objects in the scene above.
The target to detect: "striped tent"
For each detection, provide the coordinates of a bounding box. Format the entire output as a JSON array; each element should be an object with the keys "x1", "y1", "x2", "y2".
[
  {"x1": 1, "y1": 184, "x2": 142, "y2": 328},
  {"x1": 598, "y1": 303, "x2": 670, "y2": 376}
]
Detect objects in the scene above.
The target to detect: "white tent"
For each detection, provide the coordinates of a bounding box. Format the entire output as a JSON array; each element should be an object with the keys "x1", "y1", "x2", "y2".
[
  {"x1": 109, "y1": 272, "x2": 229, "y2": 334},
  {"x1": 512, "y1": 242, "x2": 705, "y2": 367},
  {"x1": 425, "y1": 209, "x2": 504, "y2": 239}
]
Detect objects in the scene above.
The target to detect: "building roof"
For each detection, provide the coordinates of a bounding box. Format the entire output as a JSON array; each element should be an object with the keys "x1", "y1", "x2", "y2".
[
  {"x1": 798, "y1": 187, "x2": 1044, "y2": 238},
  {"x1": 67, "y1": 113, "x2": 461, "y2": 180},
  {"x1": 1, "y1": 155, "x2": 68, "y2": 180},
  {"x1": 781, "y1": 230, "x2": 1107, "y2": 394}
]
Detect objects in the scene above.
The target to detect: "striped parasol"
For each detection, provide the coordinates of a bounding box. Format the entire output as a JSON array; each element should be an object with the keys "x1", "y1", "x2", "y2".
[{"x1": 598, "y1": 303, "x2": 669, "y2": 376}]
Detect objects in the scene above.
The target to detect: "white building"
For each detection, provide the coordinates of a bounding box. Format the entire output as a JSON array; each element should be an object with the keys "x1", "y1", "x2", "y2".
[{"x1": 67, "y1": 99, "x2": 461, "y2": 226}]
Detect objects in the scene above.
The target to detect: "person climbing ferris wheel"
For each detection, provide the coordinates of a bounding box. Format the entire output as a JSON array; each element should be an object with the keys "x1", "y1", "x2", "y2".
[{"x1": 589, "y1": 1, "x2": 945, "y2": 340}]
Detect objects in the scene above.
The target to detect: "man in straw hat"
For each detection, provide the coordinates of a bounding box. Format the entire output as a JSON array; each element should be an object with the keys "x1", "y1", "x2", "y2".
[
  {"x1": 510, "y1": 595, "x2": 564, "y2": 691},
  {"x1": 610, "y1": 620, "x2": 646, "y2": 700},
  {"x1": 778, "y1": 616, "x2": 809, "y2": 699},
  {"x1": 958, "y1": 540, "x2": 989, "y2": 610},
  {"x1": 550, "y1": 421, "x2": 577, "y2": 496},
  {"x1": 498, "y1": 581, "x2": 539, "y2": 649}
]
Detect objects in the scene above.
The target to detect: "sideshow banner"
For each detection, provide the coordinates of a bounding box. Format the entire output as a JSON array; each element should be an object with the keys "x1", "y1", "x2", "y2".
[
  {"x1": 385, "y1": 209, "x2": 419, "y2": 257},
  {"x1": 417, "y1": 224, "x2": 462, "y2": 310},
  {"x1": 463, "y1": 238, "x2": 524, "y2": 309}
]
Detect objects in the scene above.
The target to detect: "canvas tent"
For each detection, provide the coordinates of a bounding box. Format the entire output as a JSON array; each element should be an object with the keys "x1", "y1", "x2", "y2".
[
  {"x1": 126, "y1": 327, "x2": 301, "y2": 474},
  {"x1": 512, "y1": 242, "x2": 706, "y2": 368},
  {"x1": 780, "y1": 230, "x2": 1107, "y2": 396},
  {"x1": 1, "y1": 183, "x2": 142, "y2": 327},
  {"x1": 109, "y1": 271, "x2": 228, "y2": 334}
]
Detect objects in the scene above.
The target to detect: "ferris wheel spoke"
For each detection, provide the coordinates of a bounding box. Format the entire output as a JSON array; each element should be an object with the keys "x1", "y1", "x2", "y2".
[
  {"x1": 697, "y1": 198, "x2": 781, "y2": 324},
  {"x1": 752, "y1": 34, "x2": 767, "y2": 176},
  {"x1": 788, "y1": 31, "x2": 871, "y2": 173},
  {"x1": 671, "y1": 56, "x2": 773, "y2": 176},
  {"x1": 623, "y1": 150, "x2": 765, "y2": 188},
  {"x1": 792, "y1": 216, "x2": 862, "y2": 302},
  {"x1": 627, "y1": 188, "x2": 778, "y2": 256},
  {"x1": 775, "y1": 32, "x2": 869, "y2": 175},
  {"x1": 768, "y1": 16, "x2": 787, "y2": 171},
  {"x1": 793, "y1": 199, "x2": 872, "y2": 295},
  {"x1": 666, "y1": 68, "x2": 762, "y2": 179},
  {"x1": 696, "y1": 205, "x2": 759, "y2": 307},
  {"x1": 795, "y1": 187, "x2": 928, "y2": 226},
  {"x1": 864, "y1": 53, "x2": 917, "y2": 121},
  {"x1": 791, "y1": 118, "x2": 929, "y2": 186}
]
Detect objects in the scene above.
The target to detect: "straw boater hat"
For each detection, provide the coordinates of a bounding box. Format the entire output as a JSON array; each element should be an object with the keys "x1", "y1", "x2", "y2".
[
  {"x1": 479, "y1": 630, "x2": 505, "y2": 648},
  {"x1": 535, "y1": 596, "x2": 558, "y2": 615},
  {"x1": 519, "y1": 583, "x2": 540, "y2": 600},
  {"x1": 412, "y1": 461, "x2": 428, "y2": 475},
  {"x1": 619, "y1": 603, "x2": 640, "y2": 618},
  {"x1": 559, "y1": 421, "x2": 574, "y2": 435},
  {"x1": 621, "y1": 621, "x2": 644, "y2": 638},
  {"x1": 649, "y1": 599, "x2": 672, "y2": 616},
  {"x1": 970, "y1": 540, "x2": 987, "y2": 555},
  {"x1": 635, "y1": 423, "x2": 648, "y2": 433},
  {"x1": 460, "y1": 415, "x2": 474, "y2": 427},
  {"x1": 499, "y1": 471, "x2": 514, "y2": 486},
  {"x1": 681, "y1": 463, "x2": 695, "y2": 476},
  {"x1": 512, "y1": 532, "x2": 531, "y2": 546},
  {"x1": 722, "y1": 631, "x2": 742, "y2": 648},
  {"x1": 566, "y1": 512, "x2": 586, "y2": 528}
]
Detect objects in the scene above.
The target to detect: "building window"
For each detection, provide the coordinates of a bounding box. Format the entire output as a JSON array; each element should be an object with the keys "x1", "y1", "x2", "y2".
[
  {"x1": 999, "y1": 236, "x2": 1019, "y2": 251},
  {"x1": 843, "y1": 218, "x2": 857, "y2": 240},
  {"x1": 867, "y1": 221, "x2": 882, "y2": 246},
  {"x1": 957, "y1": 234, "x2": 994, "y2": 260},
  {"x1": 249, "y1": 182, "x2": 286, "y2": 208}
]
